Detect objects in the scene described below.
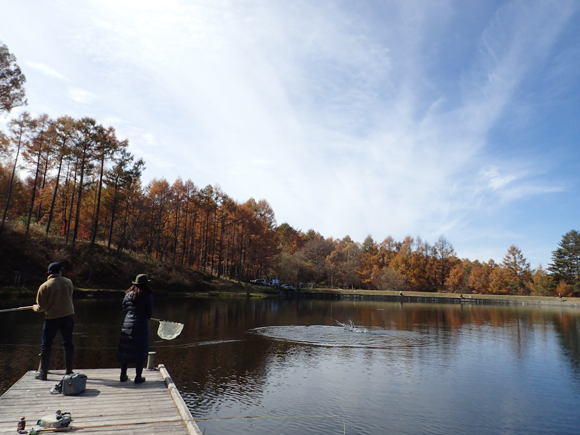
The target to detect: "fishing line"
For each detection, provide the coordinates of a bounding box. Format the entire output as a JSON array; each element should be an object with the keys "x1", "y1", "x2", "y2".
[{"x1": 0, "y1": 340, "x2": 240, "y2": 350}]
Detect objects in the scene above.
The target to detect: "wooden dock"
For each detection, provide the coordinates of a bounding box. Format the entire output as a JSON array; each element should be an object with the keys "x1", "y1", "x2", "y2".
[{"x1": 0, "y1": 365, "x2": 202, "y2": 434}]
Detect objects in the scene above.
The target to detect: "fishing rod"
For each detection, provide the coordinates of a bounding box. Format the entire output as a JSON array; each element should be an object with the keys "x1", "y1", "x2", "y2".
[{"x1": 0, "y1": 305, "x2": 33, "y2": 313}]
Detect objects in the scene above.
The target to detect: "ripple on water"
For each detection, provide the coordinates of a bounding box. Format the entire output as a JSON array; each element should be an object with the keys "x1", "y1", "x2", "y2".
[{"x1": 250, "y1": 324, "x2": 431, "y2": 349}]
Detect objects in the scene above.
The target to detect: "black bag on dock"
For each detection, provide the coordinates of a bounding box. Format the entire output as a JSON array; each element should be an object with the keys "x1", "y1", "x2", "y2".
[{"x1": 51, "y1": 373, "x2": 87, "y2": 396}]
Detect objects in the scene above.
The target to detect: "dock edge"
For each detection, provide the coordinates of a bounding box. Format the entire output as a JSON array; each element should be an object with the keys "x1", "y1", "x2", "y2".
[{"x1": 158, "y1": 364, "x2": 203, "y2": 435}]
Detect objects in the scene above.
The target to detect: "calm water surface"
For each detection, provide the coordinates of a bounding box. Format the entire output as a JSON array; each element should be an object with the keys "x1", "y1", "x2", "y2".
[{"x1": 1, "y1": 296, "x2": 580, "y2": 434}]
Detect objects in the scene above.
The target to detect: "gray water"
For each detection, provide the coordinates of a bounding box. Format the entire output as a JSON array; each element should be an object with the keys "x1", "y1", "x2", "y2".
[{"x1": 1, "y1": 296, "x2": 580, "y2": 434}]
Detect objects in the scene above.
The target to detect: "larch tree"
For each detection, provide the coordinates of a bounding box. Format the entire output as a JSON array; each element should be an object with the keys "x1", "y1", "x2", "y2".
[
  {"x1": 434, "y1": 235, "x2": 456, "y2": 291},
  {"x1": 0, "y1": 112, "x2": 34, "y2": 235},
  {"x1": 90, "y1": 126, "x2": 125, "y2": 246},
  {"x1": 468, "y1": 261, "x2": 493, "y2": 294},
  {"x1": 502, "y1": 245, "x2": 531, "y2": 295},
  {"x1": 22, "y1": 114, "x2": 50, "y2": 240},
  {"x1": 527, "y1": 265, "x2": 552, "y2": 296},
  {"x1": 70, "y1": 117, "x2": 100, "y2": 252},
  {"x1": 104, "y1": 150, "x2": 143, "y2": 249},
  {"x1": 44, "y1": 116, "x2": 74, "y2": 237},
  {"x1": 0, "y1": 43, "x2": 26, "y2": 114}
]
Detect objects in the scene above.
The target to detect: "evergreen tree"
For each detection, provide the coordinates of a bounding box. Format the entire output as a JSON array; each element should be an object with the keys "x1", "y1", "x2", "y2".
[{"x1": 549, "y1": 230, "x2": 580, "y2": 293}]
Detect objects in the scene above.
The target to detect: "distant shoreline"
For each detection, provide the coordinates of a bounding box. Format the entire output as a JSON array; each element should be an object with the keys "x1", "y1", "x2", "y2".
[{"x1": 2, "y1": 285, "x2": 578, "y2": 308}]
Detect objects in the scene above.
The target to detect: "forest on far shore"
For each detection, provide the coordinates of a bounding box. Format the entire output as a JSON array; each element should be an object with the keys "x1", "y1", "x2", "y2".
[{"x1": 1, "y1": 42, "x2": 580, "y2": 296}]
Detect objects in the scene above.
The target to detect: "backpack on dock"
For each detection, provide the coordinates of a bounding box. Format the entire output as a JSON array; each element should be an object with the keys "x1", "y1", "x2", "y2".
[{"x1": 51, "y1": 373, "x2": 87, "y2": 396}]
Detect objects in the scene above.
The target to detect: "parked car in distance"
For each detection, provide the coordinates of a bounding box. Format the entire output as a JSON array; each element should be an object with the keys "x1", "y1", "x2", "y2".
[
  {"x1": 250, "y1": 279, "x2": 268, "y2": 286},
  {"x1": 280, "y1": 284, "x2": 295, "y2": 290}
]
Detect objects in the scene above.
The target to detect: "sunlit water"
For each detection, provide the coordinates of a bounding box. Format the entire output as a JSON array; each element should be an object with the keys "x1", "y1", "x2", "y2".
[{"x1": 2, "y1": 297, "x2": 580, "y2": 434}]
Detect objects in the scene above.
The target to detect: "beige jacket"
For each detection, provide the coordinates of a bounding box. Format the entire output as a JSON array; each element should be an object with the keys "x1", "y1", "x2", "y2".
[{"x1": 35, "y1": 275, "x2": 75, "y2": 320}]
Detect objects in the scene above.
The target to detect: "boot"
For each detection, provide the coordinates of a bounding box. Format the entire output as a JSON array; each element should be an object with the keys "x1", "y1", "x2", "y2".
[
  {"x1": 35, "y1": 352, "x2": 50, "y2": 380},
  {"x1": 120, "y1": 363, "x2": 128, "y2": 382},
  {"x1": 134, "y1": 360, "x2": 146, "y2": 384},
  {"x1": 65, "y1": 348, "x2": 74, "y2": 375}
]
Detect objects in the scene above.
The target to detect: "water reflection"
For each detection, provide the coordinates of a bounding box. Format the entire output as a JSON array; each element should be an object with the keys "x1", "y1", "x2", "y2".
[{"x1": 2, "y1": 298, "x2": 580, "y2": 434}]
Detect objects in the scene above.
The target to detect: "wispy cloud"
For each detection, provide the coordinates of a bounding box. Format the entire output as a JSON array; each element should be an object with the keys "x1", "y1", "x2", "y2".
[
  {"x1": 26, "y1": 62, "x2": 69, "y2": 81},
  {"x1": 68, "y1": 88, "x2": 98, "y2": 105},
  {"x1": 1, "y1": 0, "x2": 578, "y2": 267}
]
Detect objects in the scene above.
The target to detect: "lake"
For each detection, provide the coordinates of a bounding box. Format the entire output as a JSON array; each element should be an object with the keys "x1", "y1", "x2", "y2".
[{"x1": 1, "y1": 296, "x2": 580, "y2": 434}]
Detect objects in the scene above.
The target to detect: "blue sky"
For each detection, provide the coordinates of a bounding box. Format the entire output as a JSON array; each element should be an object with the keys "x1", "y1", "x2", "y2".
[{"x1": 1, "y1": 0, "x2": 579, "y2": 268}]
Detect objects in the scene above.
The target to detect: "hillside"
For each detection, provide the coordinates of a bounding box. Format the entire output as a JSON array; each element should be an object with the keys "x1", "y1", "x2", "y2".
[{"x1": 0, "y1": 222, "x2": 241, "y2": 294}]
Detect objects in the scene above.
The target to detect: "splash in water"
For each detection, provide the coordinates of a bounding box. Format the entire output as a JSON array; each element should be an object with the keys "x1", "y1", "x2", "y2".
[
  {"x1": 251, "y1": 325, "x2": 429, "y2": 349},
  {"x1": 334, "y1": 320, "x2": 368, "y2": 334}
]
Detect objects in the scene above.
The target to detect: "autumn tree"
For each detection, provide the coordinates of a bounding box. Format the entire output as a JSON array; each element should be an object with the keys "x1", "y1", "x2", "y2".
[
  {"x1": 445, "y1": 262, "x2": 467, "y2": 293},
  {"x1": 468, "y1": 260, "x2": 494, "y2": 294},
  {"x1": 390, "y1": 237, "x2": 432, "y2": 291},
  {"x1": 0, "y1": 112, "x2": 34, "y2": 235},
  {"x1": 90, "y1": 126, "x2": 126, "y2": 246},
  {"x1": 44, "y1": 116, "x2": 74, "y2": 237},
  {"x1": 372, "y1": 267, "x2": 407, "y2": 292},
  {"x1": 433, "y1": 235, "x2": 457, "y2": 291},
  {"x1": 144, "y1": 178, "x2": 172, "y2": 259},
  {"x1": 104, "y1": 150, "x2": 144, "y2": 249},
  {"x1": 326, "y1": 236, "x2": 361, "y2": 289},
  {"x1": 70, "y1": 117, "x2": 100, "y2": 252},
  {"x1": 241, "y1": 198, "x2": 279, "y2": 280},
  {"x1": 277, "y1": 223, "x2": 303, "y2": 254},
  {"x1": 527, "y1": 265, "x2": 552, "y2": 296},
  {"x1": 357, "y1": 235, "x2": 377, "y2": 285},
  {"x1": 488, "y1": 266, "x2": 510, "y2": 295},
  {"x1": 502, "y1": 245, "x2": 531, "y2": 295},
  {"x1": 296, "y1": 236, "x2": 334, "y2": 284},
  {"x1": 0, "y1": 43, "x2": 27, "y2": 114},
  {"x1": 22, "y1": 114, "x2": 50, "y2": 240}
]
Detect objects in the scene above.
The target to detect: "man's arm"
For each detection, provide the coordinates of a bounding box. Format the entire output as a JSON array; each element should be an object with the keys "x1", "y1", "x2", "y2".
[{"x1": 33, "y1": 284, "x2": 47, "y2": 312}]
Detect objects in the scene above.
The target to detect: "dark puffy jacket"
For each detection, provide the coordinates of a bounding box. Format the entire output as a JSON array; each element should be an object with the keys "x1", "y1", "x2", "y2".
[{"x1": 116, "y1": 291, "x2": 153, "y2": 363}]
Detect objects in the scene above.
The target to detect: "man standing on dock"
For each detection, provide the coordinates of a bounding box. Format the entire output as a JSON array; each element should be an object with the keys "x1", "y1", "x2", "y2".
[{"x1": 32, "y1": 262, "x2": 75, "y2": 380}]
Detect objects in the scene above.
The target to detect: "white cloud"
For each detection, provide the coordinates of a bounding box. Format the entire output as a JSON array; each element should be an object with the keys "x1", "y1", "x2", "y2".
[
  {"x1": 68, "y1": 88, "x2": 98, "y2": 105},
  {"x1": 26, "y1": 62, "x2": 69, "y2": 81},
  {"x1": 479, "y1": 166, "x2": 516, "y2": 191}
]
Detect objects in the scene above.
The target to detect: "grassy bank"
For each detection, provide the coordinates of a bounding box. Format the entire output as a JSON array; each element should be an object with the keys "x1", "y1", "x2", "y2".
[{"x1": 0, "y1": 222, "x2": 249, "y2": 296}]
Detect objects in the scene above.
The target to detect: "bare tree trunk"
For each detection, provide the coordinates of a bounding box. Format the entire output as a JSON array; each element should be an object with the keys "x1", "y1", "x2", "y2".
[
  {"x1": 71, "y1": 149, "x2": 88, "y2": 253},
  {"x1": 24, "y1": 145, "x2": 43, "y2": 241},
  {"x1": 0, "y1": 130, "x2": 23, "y2": 235},
  {"x1": 45, "y1": 152, "x2": 64, "y2": 238},
  {"x1": 107, "y1": 181, "x2": 119, "y2": 249},
  {"x1": 90, "y1": 154, "x2": 106, "y2": 246}
]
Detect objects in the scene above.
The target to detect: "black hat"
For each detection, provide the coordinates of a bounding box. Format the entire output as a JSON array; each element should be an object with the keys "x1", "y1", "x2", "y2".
[
  {"x1": 132, "y1": 274, "x2": 149, "y2": 285},
  {"x1": 48, "y1": 262, "x2": 64, "y2": 274}
]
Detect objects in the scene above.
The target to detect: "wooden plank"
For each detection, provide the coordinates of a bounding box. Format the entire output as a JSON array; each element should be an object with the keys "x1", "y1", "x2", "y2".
[{"x1": 0, "y1": 367, "x2": 202, "y2": 435}]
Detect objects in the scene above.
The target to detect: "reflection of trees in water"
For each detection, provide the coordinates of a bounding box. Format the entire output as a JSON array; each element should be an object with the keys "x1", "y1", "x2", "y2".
[
  {"x1": 164, "y1": 298, "x2": 289, "y2": 416},
  {"x1": 552, "y1": 311, "x2": 580, "y2": 387},
  {"x1": 3, "y1": 298, "x2": 580, "y2": 405}
]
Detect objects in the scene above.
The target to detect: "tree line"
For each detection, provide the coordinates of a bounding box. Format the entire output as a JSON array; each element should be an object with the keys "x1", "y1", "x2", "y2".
[{"x1": 1, "y1": 42, "x2": 579, "y2": 295}]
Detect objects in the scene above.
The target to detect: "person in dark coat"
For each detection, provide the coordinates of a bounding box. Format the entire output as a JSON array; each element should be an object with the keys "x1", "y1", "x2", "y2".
[{"x1": 116, "y1": 274, "x2": 153, "y2": 384}]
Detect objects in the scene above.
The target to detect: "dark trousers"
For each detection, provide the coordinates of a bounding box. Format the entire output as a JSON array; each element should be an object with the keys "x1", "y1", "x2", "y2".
[
  {"x1": 121, "y1": 360, "x2": 144, "y2": 378},
  {"x1": 41, "y1": 315, "x2": 75, "y2": 354}
]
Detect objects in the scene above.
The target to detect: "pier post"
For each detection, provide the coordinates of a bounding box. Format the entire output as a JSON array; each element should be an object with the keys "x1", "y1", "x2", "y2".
[{"x1": 147, "y1": 351, "x2": 156, "y2": 370}]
